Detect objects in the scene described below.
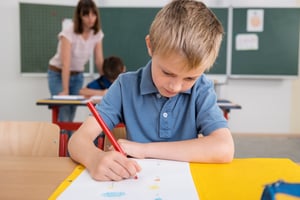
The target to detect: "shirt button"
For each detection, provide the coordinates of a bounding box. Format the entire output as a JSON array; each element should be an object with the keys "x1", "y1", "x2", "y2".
[
  {"x1": 163, "y1": 112, "x2": 168, "y2": 118},
  {"x1": 156, "y1": 93, "x2": 161, "y2": 98}
]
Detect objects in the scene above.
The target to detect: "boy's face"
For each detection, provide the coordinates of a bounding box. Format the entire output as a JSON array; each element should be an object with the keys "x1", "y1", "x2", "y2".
[{"x1": 151, "y1": 52, "x2": 205, "y2": 98}]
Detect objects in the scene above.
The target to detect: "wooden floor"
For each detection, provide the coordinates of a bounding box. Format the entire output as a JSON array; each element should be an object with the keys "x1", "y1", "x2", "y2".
[{"x1": 232, "y1": 134, "x2": 300, "y2": 162}]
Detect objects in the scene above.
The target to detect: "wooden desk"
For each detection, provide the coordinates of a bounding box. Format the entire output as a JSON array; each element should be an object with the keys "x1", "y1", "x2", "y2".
[
  {"x1": 0, "y1": 156, "x2": 76, "y2": 200},
  {"x1": 1, "y1": 157, "x2": 299, "y2": 200},
  {"x1": 36, "y1": 98, "x2": 241, "y2": 157}
]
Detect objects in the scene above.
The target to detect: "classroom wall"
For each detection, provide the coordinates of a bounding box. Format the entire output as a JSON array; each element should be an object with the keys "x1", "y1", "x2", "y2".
[{"x1": 0, "y1": 0, "x2": 299, "y2": 134}]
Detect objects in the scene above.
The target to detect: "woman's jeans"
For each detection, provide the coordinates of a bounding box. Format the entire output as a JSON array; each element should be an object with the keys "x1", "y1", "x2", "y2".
[{"x1": 47, "y1": 69, "x2": 84, "y2": 129}]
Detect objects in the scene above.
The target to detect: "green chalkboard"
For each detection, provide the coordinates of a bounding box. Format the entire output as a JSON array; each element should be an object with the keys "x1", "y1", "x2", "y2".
[
  {"x1": 100, "y1": 8, "x2": 159, "y2": 72},
  {"x1": 19, "y1": 3, "x2": 228, "y2": 74},
  {"x1": 207, "y1": 8, "x2": 228, "y2": 75},
  {"x1": 231, "y1": 8, "x2": 300, "y2": 77},
  {"x1": 20, "y1": 3, "x2": 74, "y2": 73}
]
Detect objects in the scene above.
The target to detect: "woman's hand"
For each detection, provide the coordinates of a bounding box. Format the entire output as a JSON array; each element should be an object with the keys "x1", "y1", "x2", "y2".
[{"x1": 58, "y1": 90, "x2": 69, "y2": 95}]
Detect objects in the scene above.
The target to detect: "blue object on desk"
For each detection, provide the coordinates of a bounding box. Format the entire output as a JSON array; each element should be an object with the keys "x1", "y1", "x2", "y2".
[{"x1": 261, "y1": 180, "x2": 300, "y2": 200}]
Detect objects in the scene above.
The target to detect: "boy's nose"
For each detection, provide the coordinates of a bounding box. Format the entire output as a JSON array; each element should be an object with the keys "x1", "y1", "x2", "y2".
[{"x1": 168, "y1": 81, "x2": 182, "y2": 92}]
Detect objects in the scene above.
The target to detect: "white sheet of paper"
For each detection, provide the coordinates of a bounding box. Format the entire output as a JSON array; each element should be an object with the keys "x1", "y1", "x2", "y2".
[
  {"x1": 235, "y1": 34, "x2": 259, "y2": 51},
  {"x1": 52, "y1": 95, "x2": 85, "y2": 100},
  {"x1": 247, "y1": 9, "x2": 264, "y2": 32},
  {"x1": 81, "y1": 95, "x2": 103, "y2": 104},
  {"x1": 57, "y1": 159, "x2": 199, "y2": 200}
]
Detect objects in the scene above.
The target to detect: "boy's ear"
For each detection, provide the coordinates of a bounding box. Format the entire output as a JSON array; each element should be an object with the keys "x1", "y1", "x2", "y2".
[{"x1": 145, "y1": 35, "x2": 152, "y2": 57}]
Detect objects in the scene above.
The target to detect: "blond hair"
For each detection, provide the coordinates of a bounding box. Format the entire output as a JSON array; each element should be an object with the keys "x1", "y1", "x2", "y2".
[{"x1": 149, "y1": 0, "x2": 223, "y2": 71}]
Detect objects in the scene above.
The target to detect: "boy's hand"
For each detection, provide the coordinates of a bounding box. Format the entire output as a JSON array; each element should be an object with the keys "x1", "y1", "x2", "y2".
[{"x1": 87, "y1": 150, "x2": 141, "y2": 181}]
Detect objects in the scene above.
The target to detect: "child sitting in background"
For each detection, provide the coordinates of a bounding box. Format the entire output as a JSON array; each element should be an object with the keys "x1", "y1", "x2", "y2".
[{"x1": 80, "y1": 56, "x2": 126, "y2": 98}]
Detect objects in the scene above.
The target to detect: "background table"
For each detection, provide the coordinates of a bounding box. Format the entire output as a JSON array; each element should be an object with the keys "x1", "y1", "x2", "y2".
[
  {"x1": 36, "y1": 99, "x2": 125, "y2": 156},
  {"x1": 36, "y1": 98, "x2": 241, "y2": 156}
]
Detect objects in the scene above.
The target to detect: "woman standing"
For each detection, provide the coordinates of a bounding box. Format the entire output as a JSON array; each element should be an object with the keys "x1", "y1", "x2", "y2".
[{"x1": 48, "y1": 0, "x2": 104, "y2": 125}]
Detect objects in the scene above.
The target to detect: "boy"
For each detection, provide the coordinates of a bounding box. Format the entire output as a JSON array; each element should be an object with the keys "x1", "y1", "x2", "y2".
[
  {"x1": 68, "y1": 0, "x2": 234, "y2": 181},
  {"x1": 79, "y1": 56, "x2": 125, "y2": 98}
]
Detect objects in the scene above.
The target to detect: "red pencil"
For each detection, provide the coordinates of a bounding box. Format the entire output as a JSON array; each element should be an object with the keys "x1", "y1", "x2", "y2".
[
  {"x1": 87, "y1": 102, "x2": 138, "y2": 179},
  {"x1": 87, "y1": 101, "x2": 126, "y2": 155}
]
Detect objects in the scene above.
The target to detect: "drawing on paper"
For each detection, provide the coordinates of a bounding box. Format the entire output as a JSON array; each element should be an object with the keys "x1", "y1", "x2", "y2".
[{"x1": 57, "y1": 159, "x2": 199, "y2": 200}]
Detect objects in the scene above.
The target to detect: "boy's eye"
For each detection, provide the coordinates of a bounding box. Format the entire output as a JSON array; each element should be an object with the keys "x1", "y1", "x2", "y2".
[
  {"x1": 184, "y1": 77, "x2": 196, "y2": 82},
  {"x1": 163, "y1": 71, "x2": 173, "y2": 76},
  {"x1": 162, "y1": 70, "x2": 196, "y2": 81}
]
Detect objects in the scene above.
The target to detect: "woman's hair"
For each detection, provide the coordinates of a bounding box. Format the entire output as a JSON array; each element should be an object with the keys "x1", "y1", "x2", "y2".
[
  {"x1": 149, "y1": 0, "x2": 224, "y2": 71},
  {"x1": 73, "y1": 0, "x2": 101, "y2": 34}
]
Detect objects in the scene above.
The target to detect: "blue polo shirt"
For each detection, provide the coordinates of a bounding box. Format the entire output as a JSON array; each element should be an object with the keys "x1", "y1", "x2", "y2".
[{"x1": 96, "y1": 60, "x2": 228, "y2": 143}]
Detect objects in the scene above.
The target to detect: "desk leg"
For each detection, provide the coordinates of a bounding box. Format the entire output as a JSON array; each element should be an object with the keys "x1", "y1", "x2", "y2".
[
  {"x1": 223, "y1": 109, "x2": 229, "y2": 120},
  {"x1": 59, "y1": 133, "x2": 68, "y2": 157},
  {"x1": 52, "y1": 106, "x2": 59, "y2": 124},
  {"x1": 52, "y1": 106, "x2": 68, "y2": 157}
]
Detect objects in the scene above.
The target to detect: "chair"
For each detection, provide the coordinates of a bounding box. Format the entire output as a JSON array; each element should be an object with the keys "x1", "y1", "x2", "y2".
[
  {"x1": 103, "y1": 127, "x2": 127, "y2": 151},
  {"x1": 0, "y1": 121, "x2": 60, "y2": 157}
]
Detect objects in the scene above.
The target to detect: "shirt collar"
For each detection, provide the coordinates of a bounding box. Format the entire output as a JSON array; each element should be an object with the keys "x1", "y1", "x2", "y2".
[{"x1": 140, "y1": 60, "x2": 191, "y2": 96}]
